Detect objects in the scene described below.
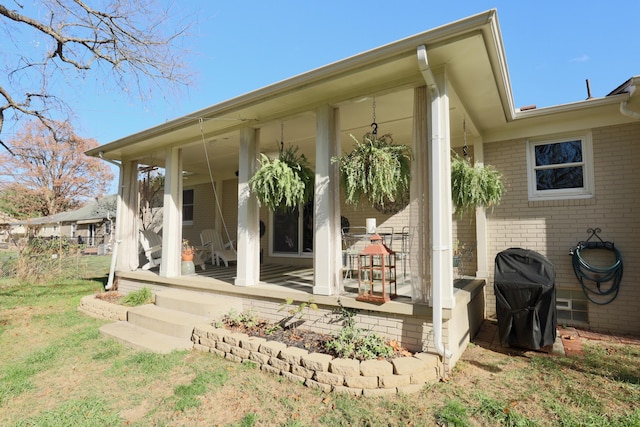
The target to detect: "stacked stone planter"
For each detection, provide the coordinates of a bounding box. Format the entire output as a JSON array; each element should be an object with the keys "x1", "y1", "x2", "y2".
[
  {"x1": 78, "y1": 294, "x2": 128, "y2": 321},
  {"x1": 192, "y1": 323, "x2": 443, "y2": 396}
]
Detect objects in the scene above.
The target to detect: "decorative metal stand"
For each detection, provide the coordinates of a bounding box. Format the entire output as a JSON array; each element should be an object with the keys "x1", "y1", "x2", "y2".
[{"x1": 357, "y1": 234, "x2": 397, "y2": 303}]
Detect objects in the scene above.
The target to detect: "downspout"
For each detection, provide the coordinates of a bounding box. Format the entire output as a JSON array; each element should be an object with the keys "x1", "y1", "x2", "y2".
[
  {"x1": 417, "y1": 45, "x2": 453, "y2": 359},
  {"x1": 98, "y1": 152, "x2": 122, "y2": 290}
]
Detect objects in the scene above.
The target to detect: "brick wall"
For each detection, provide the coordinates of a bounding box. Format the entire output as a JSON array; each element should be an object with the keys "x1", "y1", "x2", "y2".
[
  {"x1": 242, "y1": 297, "x2": 433, "y2": 354},
  {"x1": 483, "y1": 122, "x2": 640, "y2": 334}
]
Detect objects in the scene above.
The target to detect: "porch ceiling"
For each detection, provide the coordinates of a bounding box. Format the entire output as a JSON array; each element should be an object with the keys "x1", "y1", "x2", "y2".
[{"x1": 88, "y1": 10, "x2": 511, "y2": 182}]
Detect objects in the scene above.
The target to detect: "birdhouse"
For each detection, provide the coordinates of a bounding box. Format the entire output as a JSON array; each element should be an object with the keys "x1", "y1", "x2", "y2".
[{"x1": 357, "y1": 233, "x2": 397, "y2": 302}]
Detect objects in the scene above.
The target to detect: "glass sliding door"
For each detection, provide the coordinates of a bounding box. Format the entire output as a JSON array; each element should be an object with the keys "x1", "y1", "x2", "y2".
[{"x1": 272, "y1": 200, "x2": 313, "y2": 256}]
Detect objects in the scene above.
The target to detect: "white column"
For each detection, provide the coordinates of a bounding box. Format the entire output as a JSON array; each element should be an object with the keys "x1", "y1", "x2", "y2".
[
  {"x1": 428, "y1": 70, "x2": 455, "y2": 309},
  {"x1": 313, "y1": 105, "x2": 340, "y2": 296},
  {"x1": 473, "y1": 138, "x2": 490, "y2": 278},
  {"x1": 160, "y1": 147, "x2": 182, "y2": 277},
  {"x1": 235, "y1": 128, "x2": 260, "y2": 287},
  {"x1": 118, "y1": 159, "x2": 139, "y2": 272}
]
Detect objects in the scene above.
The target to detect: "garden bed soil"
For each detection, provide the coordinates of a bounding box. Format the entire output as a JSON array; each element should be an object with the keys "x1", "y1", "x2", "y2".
[
  {"x1": 221, "y1": 319, "x2": 413, "y2": 361},
  {"x1": 95, "y1": 290, "x2": 123, "y2": 304}
]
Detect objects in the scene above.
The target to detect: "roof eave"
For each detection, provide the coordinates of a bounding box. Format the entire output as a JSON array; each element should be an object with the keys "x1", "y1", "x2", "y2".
[
  {"x1": 86, "y1": 10, "x2": 499, "y2": 158},
  {"x1": 512, "y1": 93, "x2": 630, "y2": 119}
]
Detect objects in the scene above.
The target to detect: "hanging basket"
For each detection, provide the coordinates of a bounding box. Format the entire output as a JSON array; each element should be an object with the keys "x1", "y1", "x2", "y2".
[
  {"x1": 333, "y1": 133, "x2": 411, "y2": 213},
  {"x1": 249, "y1": 145, "x2": 314, "y2": 212},
  {"x1": 451, "y1": 154, "x2": 505, "y2": 216},
  {"x1": 373, "y1": 193, "x2": 410, "y2": 215}
]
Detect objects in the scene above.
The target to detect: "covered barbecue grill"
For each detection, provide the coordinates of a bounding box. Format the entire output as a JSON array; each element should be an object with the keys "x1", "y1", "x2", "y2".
[{"x1": 494, "y1": 248, "x2": 557, "y2": 350}]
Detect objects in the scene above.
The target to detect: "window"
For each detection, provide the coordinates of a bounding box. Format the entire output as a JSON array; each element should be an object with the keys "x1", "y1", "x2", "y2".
[
  {"x1": 183, "y1": 189, "x2": 194, "y2": 224},
  {"x1": 527, "y1": 132, "x2": 594, "y2": 200},
  {"x1": 271, "y1": 200, "x2": 313, "y2": 256}
]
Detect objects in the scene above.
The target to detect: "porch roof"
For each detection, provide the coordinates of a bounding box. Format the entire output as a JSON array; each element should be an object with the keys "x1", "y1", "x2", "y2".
[{"x1": 86, "y1": 9, "x2": 512, "y2": 181}]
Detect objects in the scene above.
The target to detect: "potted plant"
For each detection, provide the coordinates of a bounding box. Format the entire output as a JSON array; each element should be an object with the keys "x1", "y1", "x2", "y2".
[
  {"x1": 452, "y1": 240, "x2": 463, "y2": 267},
  {"x1": 451, "y1": 154, "x2": 505, "y2": 216},
  {"x1": 333, "y1": 133, "x2": 411, "y2": 214},
  {"x1": 249, "y1": 145, "x2": 314, "y2": 212},
  {"x1": 182, "y1": 239, "x2": 194, "y2": 262}
]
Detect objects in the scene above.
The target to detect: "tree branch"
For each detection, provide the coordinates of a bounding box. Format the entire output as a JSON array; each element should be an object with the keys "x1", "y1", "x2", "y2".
[{"x1": 0, "y1": 0, "x2": 193, "y2": 137}]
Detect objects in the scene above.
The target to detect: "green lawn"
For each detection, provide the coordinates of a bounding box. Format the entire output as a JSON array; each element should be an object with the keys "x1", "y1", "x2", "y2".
[{"x1": 0, "y1": 254, "x2": 638, "y2": 426}]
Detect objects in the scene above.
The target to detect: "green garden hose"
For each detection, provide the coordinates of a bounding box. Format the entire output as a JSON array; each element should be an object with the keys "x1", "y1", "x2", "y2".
[{"x1": 571, "y1": 240, "x2": 623, "y2": 305}]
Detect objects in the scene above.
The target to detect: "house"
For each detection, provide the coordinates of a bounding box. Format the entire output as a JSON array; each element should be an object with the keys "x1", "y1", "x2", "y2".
[
  {"x1": 86, "y1": 9, "x2": 640, "y2": 371},
  {"x1": 8, "y1": 195, "x2": 117, "y2": 253},
  {"x1": 0, "y1": 211, "x2": 19, "y2": 247}
]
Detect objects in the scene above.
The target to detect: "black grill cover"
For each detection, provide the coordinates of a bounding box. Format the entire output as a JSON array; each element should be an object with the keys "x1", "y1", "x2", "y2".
[{"x1": 494, "y1": 248, "x2": 556, "y2": 350}]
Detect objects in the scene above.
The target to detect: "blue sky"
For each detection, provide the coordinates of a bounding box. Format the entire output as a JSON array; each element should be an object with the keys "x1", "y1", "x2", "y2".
[
  {"x1": 61, "y1": 0, "x2": 639, "y2": 147},
  {"x1": 4, "y1": 1, "x2": 639, "y2": 157}
]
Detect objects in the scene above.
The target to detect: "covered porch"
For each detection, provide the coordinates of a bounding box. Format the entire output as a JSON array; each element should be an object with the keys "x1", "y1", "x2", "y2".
[{"x1": 89, "y1": 10, "x2": 510, "y2": 365}]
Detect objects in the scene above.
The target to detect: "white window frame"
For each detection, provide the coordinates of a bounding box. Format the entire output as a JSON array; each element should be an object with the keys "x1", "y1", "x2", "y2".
[
  {"x1": 182, "y1": 188, "x2": 194, "y2": 226},
  {"x1": 526, "y1": 131, "x2": 594, "y2": 201}
]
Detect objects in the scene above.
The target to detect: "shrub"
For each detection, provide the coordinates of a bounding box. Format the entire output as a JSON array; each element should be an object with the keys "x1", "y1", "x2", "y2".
[
  {"x1": 121, "y1": 287, "x2": 153, "y2": 306},
  {"x1": 324, "y1": 307, "x2": 393, "y2": 360},
  {"x1": 222, "y1": 309, "x2": 259, "y2": 329}
]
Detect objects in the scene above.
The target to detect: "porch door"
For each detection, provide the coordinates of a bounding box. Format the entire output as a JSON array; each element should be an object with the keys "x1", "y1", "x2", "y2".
[{"x1": 272, "y1": 200, "x2": 313, "y2": 256}]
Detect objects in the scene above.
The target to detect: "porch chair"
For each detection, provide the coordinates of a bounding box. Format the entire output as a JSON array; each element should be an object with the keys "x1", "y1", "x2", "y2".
[
  {"x1": 341, "y1": 226, "x2": 369, "y2": 279},
  {"x1": 200, "y1": 228, "x2": 237, "y2": 267},
  {"x1": 139, "y1": 229, "x2": 205, "y2": 271},
  {"x1": 139, "y1": 229, "x2": 162, "y2": 270}
]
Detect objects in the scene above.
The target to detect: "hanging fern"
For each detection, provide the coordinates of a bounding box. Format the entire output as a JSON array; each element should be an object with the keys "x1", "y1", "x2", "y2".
[
  {"x1": 249, "y1": 145, "x2": 314, "y2": 212},
  {"x1": 451, "y1": 154, "x2": 505, "y2": 216},
  {"x1": 333, "y1": 133, "x2": 411, "y2": 213}
]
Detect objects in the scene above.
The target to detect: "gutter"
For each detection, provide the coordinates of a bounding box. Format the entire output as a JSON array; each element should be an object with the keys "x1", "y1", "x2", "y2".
[
  {"x1": 417, "y1": 45, "x2": 453, "y2": 360},
  {"x1": 86, "y1": 10, "x2": 497, "y2": 157},
  {"x1": 620, "y1": 101, "x2": 640, "y2": 119},
  {"x1": 619, "y1": 84, "x2": 640, "y2": 119},
  {"x1": 98, "y1": 152, "x2": 122, "y2": 291}
]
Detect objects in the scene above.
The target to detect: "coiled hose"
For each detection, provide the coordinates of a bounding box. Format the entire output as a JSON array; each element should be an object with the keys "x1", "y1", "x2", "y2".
[{"x1": 571, "y1": 241, "x2": 623, "y2": 305}]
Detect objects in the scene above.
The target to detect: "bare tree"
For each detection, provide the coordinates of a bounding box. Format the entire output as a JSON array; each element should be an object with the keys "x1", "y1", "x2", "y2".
[
  {"x1": 139, "y1": 165, "x2": 164, "y2": 230},
  {"x1": 0, "y1": 0, "x2": 191, "y2": 143},
  {"x1": 0, "y1": 120, "x2": 114, "y2": 217}
]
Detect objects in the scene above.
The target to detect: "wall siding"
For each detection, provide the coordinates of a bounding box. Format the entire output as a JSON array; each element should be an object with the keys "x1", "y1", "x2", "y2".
[{"x1": 484, "y1": 122, "x2": 640, "y2": 335}]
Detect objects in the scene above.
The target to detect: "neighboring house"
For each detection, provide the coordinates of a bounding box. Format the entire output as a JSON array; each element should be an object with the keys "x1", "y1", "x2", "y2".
[
  {"x1": 0, "y1": 212, "x2": 19, "y2": 246},
  {"x1": 9, "y1": 195, "x2": 117, "y2": 253},
  {"x1": 86, "y1": 9, "x2": 640, "y2": 371}
]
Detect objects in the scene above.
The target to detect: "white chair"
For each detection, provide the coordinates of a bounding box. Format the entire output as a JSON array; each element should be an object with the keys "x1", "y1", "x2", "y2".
[
  {"x1": 139, "y1": 229, "x2": 205, "y2": 271},
  {"x1": 139, "y1": 229, "x2": 162, "y2": 270},
  {"x1": 341, "y1": 226, "x2": 369, "y2": 279},
  {"x1": 200, "y1": 228, "x2": 237, "y2": 267}
]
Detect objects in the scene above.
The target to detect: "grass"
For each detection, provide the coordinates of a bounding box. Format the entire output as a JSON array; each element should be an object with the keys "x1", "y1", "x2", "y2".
[
  {"x1": 120, "y1": 286, "x2": 153, "y2": 306},
  {"x1": 0, "y1": 254, "x2": 639, "y2": 426}
]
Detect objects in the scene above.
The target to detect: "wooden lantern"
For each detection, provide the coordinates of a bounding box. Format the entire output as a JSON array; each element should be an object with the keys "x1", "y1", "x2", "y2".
[{"x1": 357, "y1": 233, "x2": 397, "y2": 302}]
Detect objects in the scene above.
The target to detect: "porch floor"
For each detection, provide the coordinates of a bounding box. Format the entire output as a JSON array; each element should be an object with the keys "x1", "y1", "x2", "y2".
[
  {"x1": 118, "y1": 262, "x2": 483, "y2": 319},
  {"x1": 191, "y1": 262, "x2": 415, "y2": 298}
]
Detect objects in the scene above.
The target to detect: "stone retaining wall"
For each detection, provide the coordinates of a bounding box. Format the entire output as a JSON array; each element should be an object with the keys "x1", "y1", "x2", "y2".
[
  {"x1": 78, "y1": 295, "x2": 128, "y2": 321},
  {"x1": 192, "y1": 323, "x2": 443, "y2": 396}
]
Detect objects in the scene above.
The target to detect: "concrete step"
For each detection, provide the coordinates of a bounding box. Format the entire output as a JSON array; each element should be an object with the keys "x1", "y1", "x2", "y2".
[
  {"x1": 99, "y1": 321, "x2": 193, "y2": 354},
  {"x1": 154, "y1": 289, "x2": 243, "y2": 320},
  {"x1": 127, "y1": 304, "x2": 209, "y2": 339}
]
